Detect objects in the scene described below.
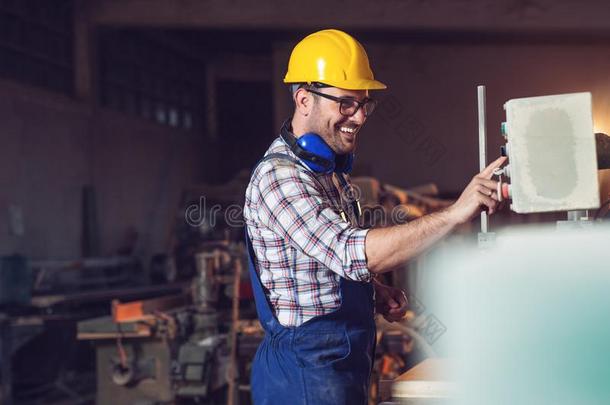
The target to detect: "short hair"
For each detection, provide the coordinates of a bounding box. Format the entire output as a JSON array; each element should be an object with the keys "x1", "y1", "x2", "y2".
[{"x1": 289, "y1": 83, "x2": 301, "y2": 94}]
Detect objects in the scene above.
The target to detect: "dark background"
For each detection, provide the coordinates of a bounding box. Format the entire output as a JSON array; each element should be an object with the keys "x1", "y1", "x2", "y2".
[{"x1": 2, "y1": 0, "x2": 610, "y2": 267}]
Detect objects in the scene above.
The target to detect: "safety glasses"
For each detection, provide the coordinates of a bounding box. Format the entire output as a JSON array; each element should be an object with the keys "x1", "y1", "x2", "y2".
[{"x1": 305, "y1": 89, "x2": 378, "y2": 117}]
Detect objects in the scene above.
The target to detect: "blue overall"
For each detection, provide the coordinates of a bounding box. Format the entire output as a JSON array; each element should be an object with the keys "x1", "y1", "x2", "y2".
[{"x1": 246, "y1": 155, "x2": 377, "y2": 405}]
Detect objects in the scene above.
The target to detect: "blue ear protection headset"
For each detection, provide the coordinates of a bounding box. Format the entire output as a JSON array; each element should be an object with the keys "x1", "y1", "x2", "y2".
[
  {"x1": 280, "y1": 119, "x2": 354, "y2": 174},
  {"x1": 278, "y1": 119, "x2": 361, "y2": 220}
]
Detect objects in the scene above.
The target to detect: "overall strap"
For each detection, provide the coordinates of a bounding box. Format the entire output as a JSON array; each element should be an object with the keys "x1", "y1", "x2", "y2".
[
  {"x1": 245, "y1": 229, "x2": 281, "y2": 334},
  {"x1": 245, "y1": 152, "x2": 304, "y2": 333}
]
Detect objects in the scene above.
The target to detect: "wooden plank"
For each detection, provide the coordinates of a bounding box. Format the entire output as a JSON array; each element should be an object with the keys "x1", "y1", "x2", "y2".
[
  {"x1": 392, "y1": 358, "x2": 455, "y2": 400},
  {"x1": 77, "y1": 330, "x2": 151, "y2": 340}
]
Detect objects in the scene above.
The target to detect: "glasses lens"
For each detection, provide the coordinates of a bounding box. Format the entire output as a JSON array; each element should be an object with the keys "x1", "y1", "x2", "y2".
[
  {"x1": 364, "y1": 99, "x2": 377, "y2": 116},
  {"x1": 339, "y1": 99, "x2": 358, "y2": 116},
  {"x1": 339, "y1": 98, "x2": 377, "y2": 117}
]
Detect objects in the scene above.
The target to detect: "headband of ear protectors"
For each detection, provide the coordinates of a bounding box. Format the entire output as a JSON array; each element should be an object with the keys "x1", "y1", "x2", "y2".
[{"x1": 279, "y1": 119, "x2": 354, "y2": 174}]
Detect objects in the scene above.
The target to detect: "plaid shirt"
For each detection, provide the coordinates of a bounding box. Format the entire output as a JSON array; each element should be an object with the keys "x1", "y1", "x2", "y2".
[{"x1": 244, "y1": 137, "x2": 372, "y2": 327}]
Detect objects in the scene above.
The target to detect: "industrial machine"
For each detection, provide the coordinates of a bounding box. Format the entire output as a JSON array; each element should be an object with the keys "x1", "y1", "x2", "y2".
[
  {"x1": 500, "y1": 92, "x2": 600, "y2": 213},
  {"x1": 78, "y1": 242, "x2": 261, "y2": 404},
  {"x1": 382, "y1": 88, "x2": 610, "y2": 405},
  {"x1": 477, "y1": 88, "x2": 610, "y2": 246},
  {"x1": 76, "y1": 175, "x2": 262, "y2": 405}
]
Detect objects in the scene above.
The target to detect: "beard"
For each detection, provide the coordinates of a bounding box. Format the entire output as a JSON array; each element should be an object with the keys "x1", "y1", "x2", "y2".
[{"x1": 308, "y1": 105, "x2": 358, "y2": 155}]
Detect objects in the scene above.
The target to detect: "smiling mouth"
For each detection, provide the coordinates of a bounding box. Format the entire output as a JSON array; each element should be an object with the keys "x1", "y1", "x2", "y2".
[{"x1": 337, "y1": 125, "x2": 358, "y2": 139}]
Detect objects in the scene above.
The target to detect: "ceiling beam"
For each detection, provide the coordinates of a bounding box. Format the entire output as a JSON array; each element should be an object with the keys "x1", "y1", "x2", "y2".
[{"x1": 86, "y1": 0, "x2": 610, "y2": 32}]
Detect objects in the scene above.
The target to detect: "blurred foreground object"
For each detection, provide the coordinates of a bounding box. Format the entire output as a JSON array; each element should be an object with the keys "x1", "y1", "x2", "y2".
[{"x1": 426, "y1": 224, "x2": 610, "y2": 405}]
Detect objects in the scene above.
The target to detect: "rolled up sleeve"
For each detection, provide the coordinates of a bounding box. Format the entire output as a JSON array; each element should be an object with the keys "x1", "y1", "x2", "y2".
[{"x1": 256, "y1": 161, "x2": 372, "y2": 282}]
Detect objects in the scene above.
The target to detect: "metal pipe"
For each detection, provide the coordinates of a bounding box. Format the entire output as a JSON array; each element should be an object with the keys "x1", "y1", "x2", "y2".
[{"x1": 477, "y1": 85, "x2": 488, "y2": 233}]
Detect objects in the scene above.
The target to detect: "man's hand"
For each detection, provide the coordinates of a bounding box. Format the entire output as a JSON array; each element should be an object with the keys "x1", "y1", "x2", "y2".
[
  {"x1": 374, "y1": 280, "x2": 408, "y2": 322},
  {"x1": 447, "y1": 156, "x2": 507, "y2": 224}
]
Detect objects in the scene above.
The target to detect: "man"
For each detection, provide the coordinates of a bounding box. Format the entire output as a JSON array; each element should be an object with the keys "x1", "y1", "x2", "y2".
[{"x1": 243, "y1": 29, "x2": 505, "y2": 405}]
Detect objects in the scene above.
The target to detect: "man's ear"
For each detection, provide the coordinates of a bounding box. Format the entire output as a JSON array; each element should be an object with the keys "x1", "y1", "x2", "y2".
[{"x1": 293, "y1": 87, "x2": 313, "y2": 117}]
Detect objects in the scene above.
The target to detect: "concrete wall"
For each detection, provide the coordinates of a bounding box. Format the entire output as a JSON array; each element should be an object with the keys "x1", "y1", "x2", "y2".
[
  {"x1": 273, "y1": 38, "x2": 610, "y2": 195},
  {"x1": 6, "y1": 0, "x2": 610, "y2": 261},
  {"x1": 5, "y1": 36, "x2": 609, "y2": 262},
  {"x1": 81, "y1": 0, "x2": 610, "y2": 198},
  {"x1": 0, "y1": 79, "x2": 205, "y2": 260}
]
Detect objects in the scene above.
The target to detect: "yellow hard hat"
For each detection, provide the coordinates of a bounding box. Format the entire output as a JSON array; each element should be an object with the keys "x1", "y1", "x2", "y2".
[{"x1": 283, "y1": 29, "x2": 387, "y2": 91}]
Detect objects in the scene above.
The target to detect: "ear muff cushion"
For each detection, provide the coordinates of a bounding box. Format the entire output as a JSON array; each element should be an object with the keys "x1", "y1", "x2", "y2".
[{"x1": 296, "y1": 133, "x2": 335, "y2": 173}]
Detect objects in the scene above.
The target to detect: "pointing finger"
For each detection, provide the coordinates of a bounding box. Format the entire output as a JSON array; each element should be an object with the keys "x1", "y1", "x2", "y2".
[{"x1": 480, "y1": 156, "x2": 507, "y2": 179}]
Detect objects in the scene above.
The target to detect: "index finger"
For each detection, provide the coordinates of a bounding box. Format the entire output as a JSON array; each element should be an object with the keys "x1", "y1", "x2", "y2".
[
  {"x1": 480, "y1": 156, "x2": 507, "y2": 179},
  {"x1": 397, "y1": 291, "x2": 408, "y2": 306}
]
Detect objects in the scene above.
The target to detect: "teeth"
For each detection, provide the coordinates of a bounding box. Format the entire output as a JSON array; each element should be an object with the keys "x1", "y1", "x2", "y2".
[{"x1": 340, "y1": 127, "x2": 355, "y2": 134}]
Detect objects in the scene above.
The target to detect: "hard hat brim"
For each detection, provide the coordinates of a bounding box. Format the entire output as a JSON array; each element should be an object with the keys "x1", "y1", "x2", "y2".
[{"x1": 283, "y1": 78, "x2": 387, "y2": 91}]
